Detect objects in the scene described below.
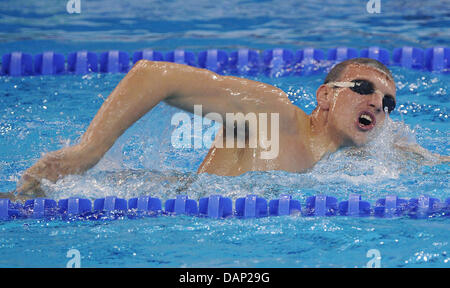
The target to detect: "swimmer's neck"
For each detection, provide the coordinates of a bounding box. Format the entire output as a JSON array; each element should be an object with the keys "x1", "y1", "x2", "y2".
[{"x1": 303, "y1": 108, "x2": 348, "y2": 162}]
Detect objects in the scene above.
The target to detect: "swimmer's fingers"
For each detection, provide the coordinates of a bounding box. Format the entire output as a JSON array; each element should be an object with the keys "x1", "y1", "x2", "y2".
[
  {"x1": 394, "y1": 143, "x2": 439, "y2": 160},
  {"x1": 18, "y1": 150, "x2": 66, "y2": 185},
  {"x1": 439, "y1": 155, "x2": 450, "y2": 163},
  {"x1": 393, "y1": 142, "x2": 449, "y2": 165},
  {"x1": 16, "y1": 174, "x2": 46, "y2": 201},
  {"x1": 424, "y1": 152, "x2": 449, "y2": 164},
  {"x1": 16, "y1": 148, "x2": 79, "y2": 199},
  {"x1": 16, "y1": 159, "x2": 53, "y2": 199},
  {"x1": 16, "y1": 146, "x2": 93, "y2": 200},
  {"x1": 16, "y1": 174, "x2": 40, "y2": 194},
  {"x1": 0, "y1": 192, "x2": 16, "y2": 201},
  {"x1": 0, "y1": 191, "x2": 33, "y2": 202}
]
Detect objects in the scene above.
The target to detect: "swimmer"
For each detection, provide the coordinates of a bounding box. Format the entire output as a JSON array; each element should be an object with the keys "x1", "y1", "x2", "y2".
[{"x1": 4, "y1": 57, "x2": 449, "y2": 201}]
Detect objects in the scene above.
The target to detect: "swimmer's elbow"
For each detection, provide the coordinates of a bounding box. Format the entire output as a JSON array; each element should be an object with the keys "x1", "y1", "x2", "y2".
[
  {"x1": 129, "y1": 59, "x2": 178, "y2": 96},
  {"x1": 131, "y1": 59, "x2": 160, "y2": 74}
]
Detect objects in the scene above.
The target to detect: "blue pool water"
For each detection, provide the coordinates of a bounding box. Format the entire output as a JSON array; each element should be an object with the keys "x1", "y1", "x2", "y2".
[{"x1": 0, "y1": 0, "x2": 449, "y2": 267}]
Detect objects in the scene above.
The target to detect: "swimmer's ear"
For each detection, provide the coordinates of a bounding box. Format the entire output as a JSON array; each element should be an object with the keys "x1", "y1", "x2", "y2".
[{"x1": 316, "y1": 84, "x2": 331, "y2": 111}]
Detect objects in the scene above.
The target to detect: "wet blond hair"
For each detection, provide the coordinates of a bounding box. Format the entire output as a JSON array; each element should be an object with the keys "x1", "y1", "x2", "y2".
[{"x1": 324, "y1": 58, "x2": 394, "y2": 84}]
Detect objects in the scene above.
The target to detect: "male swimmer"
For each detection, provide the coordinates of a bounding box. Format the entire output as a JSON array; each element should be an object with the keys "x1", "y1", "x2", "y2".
[{"x1": 3, "y1": 57, "x2": 449, "y2": 201}]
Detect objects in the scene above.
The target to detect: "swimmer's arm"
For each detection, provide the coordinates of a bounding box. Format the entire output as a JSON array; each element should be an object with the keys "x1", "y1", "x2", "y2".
[
  {"x1": 164, "y1": 63, "x2": 294, "y2": 117},
  {"x1": 393, "y1": 142, "x2": 450, "y2": 163},
  {"x1": 16, "y1": 60, "x2": 296, "y2": 198},
  {"x1": 81, "y1": 60, "x2": 296, "y2": 157}
]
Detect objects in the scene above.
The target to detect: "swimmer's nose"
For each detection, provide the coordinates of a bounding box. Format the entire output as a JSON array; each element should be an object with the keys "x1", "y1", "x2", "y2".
[{"x1": 368, "y1": 92, "x2": 383, "y2": 113}]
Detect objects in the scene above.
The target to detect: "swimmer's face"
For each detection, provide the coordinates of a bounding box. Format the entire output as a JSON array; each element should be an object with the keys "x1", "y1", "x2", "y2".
[{"x1": 321, "y1": 64, "x2": 396, "y2": 146}]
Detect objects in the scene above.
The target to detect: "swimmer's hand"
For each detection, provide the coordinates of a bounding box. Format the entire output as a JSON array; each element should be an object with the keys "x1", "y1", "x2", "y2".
[
  {"x1": 393, "y1": 142, "x2": 449, "y2": 164},
  {"x1": 16, "y1": 144, "x2": 100, "y2": 201},
  {"x1": 0, "y1": 191, "x2": 35, "y2": 202}
]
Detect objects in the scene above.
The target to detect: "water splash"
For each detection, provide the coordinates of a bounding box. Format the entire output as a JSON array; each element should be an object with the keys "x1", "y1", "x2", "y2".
[{"x1": 45, "y1": 115, "x2": 443, "y2": 203}]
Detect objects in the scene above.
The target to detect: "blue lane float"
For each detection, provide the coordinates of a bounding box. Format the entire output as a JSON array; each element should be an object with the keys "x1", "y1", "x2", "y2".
[
  {"x1": 338, "y1": 194, "x2": 371, "y2": 217},
  {"x1": 34, "y1": 52, "x2": 65, "y2": 75},
  {"x1": 198, "y1": 49, "x2": 228, "y2": 74},
  {"x1": 2, "y1": 46, "x2": 448, "y2": 76},
  {"x1": 425, "y1": 47, "x2": 449, "y2": 73},
  {"x1": 294, "y1": 48, "x2": 325, "y2": 75},
  {"x1": 0, "y1": 199, "x2": 23, "y2": 220},
  {"x1": 57, "y1": 197, "x2": 92, "y2": 219},
  {"x1": 392, "y1": 47, "x2": 424, "y2": 70},
  {"x1": 263, "y1": 48, "x2": 294, "y2": 77},
  {"x1": 165, "y1": 195, "x2": 198, "y2": 215},
  {"x1": 305, "y1": 195, "x2": 338, "y2": 217},
  {"x1": 374, "y1": 195, "x2": 409, "y2": 218},
  {"x1": 128, "y1": 196, "x2": 162, "y2": 218},
  {"x1": 360, "y1": 46, "x2": 390, "y2": 65},
  {"x1": 229, "y1": 49, "x2": 260, "y2": 75},
  {"x1": 24, "y1": 198, "x2": 58, "y2": 219},
  {"x1": 199, "y1": 195, "x2": 233, "y2": 218},
  {"x1": 407, "y1": 195, "x2": 442, "y2": 219},
  {"x1": 165, "y1": 49, "x2": 196, "y2": 66},
  {"x1": 1, "y1": 193, "x2": 449, "y2": 221},
  {"x1": 93, "y1": 196, "x2": 127, "y2": 219},
  {"x1": 132, "y1": 49, "x2": 164, "y2": 64},
  {"x1": 235, "y1": 194, "x2": 268, "y2": 218},
  {"x1": 100, "y1": 51, "x2": 129, "y2": 73},
  {"x1": 327, "y1": 47, "x2": 359, "y2": 62},
  {"x1": 269, "y1": 194, "x2": 301, "y2": 216},
  {"x1": 445, "y1": 198, "x2": 450, "y2": 216},
  {"x1": 1, "y1": 52, "x2": 33, "y2": 76},
  {"x1": 67, "y1": 51, "x2": 98, "y2": 74}
]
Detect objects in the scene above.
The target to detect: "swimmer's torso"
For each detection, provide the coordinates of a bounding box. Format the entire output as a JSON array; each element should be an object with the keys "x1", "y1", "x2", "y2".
[{"x1": 197, "y1": 120, "x2": 315, "y2": 176}]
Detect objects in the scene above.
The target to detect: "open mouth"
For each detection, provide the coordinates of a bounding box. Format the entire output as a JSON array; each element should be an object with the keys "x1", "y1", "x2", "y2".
[{"x1": 356, "y1": 111, "x2": 376, "y2": 131}]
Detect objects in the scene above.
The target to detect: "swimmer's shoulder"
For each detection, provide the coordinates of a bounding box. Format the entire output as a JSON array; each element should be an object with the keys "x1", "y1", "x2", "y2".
[{"x1": 279, "y1": 104, "x2": 310, "y2": 136}]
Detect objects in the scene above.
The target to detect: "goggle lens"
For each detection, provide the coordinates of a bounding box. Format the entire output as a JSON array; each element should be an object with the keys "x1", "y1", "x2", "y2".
[{"x1": 350, "y1": 79, "x2": 396, "y2": 113}]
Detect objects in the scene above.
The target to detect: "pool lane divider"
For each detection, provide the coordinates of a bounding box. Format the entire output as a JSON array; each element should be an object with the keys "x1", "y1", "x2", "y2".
[
  {"x1": 1, "y1": 46, "x2": 448, "y2": 77},
  {"x1": 235, "y1": 195, "x2": 268, "y2": 218},
  {"x1": 338, "y1": 194, "x2": 371, "y2": 217},
  {"x1": 1, "y1": 194, "x2": 449, "y2": 221},
  {"x1": 199, "y1": 194, "x2": 233, "y2": 218},
  {"x1": 305, "y1": 195, "x2": 338, "y2": 216},
  {"x1": 269, "y1": 194, "x2": 301, "y2": 216},
  {"x1": 165, "y1": 195, "x2": 198, "y2": 216},
  {"x1": 128, "y1": 196, "x2": 162, "y2": 218}
]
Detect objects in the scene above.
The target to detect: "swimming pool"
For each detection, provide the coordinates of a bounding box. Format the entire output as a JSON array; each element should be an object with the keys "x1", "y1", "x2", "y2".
[{"x1": 0, "y1": 0, "x2": 449, "y2": 267}]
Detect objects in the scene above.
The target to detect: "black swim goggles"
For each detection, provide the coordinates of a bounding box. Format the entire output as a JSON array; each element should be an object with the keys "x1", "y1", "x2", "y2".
[{"x1": 326, "y1": 79, "x2": 396, "y2": 113}]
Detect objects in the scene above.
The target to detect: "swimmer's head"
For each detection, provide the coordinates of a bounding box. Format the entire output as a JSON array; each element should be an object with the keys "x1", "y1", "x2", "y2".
[{"x1": 315, "y1": 58, "x2": 396, "y2": 146}]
